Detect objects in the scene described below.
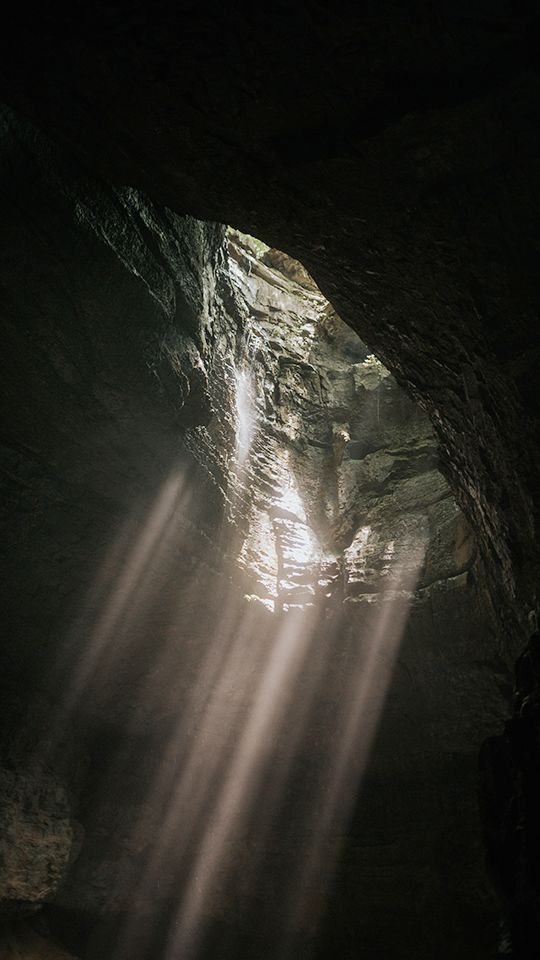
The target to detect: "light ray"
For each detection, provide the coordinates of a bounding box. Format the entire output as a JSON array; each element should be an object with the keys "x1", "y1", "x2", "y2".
[
  {"x1": 165, "y1": 605, "x2": 319, "y2": 960},
  {"x1": 282, "y1": 546, "x2": 426, "y2": 950},
  {"x1": 235, "y1": 368, "x2": 256, "y2": 464},
  {"x1": 45, "y1": 239, "x2": 439, "y2": 960},
  {"x1": 58, "y1": 471, "x2": 188, "y2": 718}
]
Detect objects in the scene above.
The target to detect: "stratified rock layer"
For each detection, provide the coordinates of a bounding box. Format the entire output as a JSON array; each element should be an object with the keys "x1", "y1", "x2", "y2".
[{"x1": 225, "y1": 231, "x2": 477, "y2": 614}]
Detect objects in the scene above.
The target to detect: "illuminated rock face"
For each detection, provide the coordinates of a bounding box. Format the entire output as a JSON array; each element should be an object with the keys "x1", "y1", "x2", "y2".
[
  {"x1": 224, "y1": 232, "x2": 473, "y2": 614},
  {"x1": 0, "y1": 110, "x2": 515, "y2": 959},
  {"x1": 207, "y1": 234, "x2": 508, "y2": 958}
]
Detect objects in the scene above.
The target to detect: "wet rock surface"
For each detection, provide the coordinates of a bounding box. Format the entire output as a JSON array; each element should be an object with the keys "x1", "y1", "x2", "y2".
[{"x1": 225, "y1": 230, "x2": 475, "y2": 612}]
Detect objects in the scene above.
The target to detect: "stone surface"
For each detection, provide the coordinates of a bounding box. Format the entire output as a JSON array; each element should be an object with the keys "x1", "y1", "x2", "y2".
[
  {"x1": 225, "y1": 230, "x2": 474, "y2": 613},
  {"x1": 219, "y1": 234, "x2": 507, "y2": 959},
  {"x1": 0, "y1": 108, "x2": 512, "y2": 959},
  {"x1": 0, "y1": 691, "x2": 82, "y2": 911}
]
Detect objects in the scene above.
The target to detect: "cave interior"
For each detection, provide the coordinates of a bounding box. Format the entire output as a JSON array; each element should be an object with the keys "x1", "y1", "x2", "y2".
[{"x1": 1, "y1": 4, "x2": 540, "y2": 959}]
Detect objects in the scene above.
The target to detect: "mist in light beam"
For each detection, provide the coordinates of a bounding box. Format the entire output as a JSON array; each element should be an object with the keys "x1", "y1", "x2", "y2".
[
  {"x1": 235, "y1": 368, "x2": 256, "y2": 464},
  {"x1": 43, "y1": 289, "x2": 431, "y2": 960}
]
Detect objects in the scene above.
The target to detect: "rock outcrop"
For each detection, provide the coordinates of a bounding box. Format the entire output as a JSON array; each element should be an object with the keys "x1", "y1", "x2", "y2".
[
  {"x1": 0, "y1": 691, "x2": 82, "y2": 911},
  {"x1": 225, "y1": 231, "x2": 477, "y2": 614}
]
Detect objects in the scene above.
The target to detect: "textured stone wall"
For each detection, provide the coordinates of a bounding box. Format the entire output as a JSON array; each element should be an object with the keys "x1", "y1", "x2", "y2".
[
  {"x1": 0, "y1": 691, "x2": 82, "y2": 911},
  {"x1": 213, "y1": 234, "x2": 509, "y2": 959},
  {"x1": 0, "y1": 108, "x2": 515, "y2": 958},
  {"x1": 0, "y1": 107, "x2": 245, "y2": 943},
  {"x1": 2, "y1": 9, "x2": 540, "y2": 955},
  {"x1": 225, "y1": 232, "x2": 476, "y2": 613},
  {"x1": 2, "y1": 4, "x2": 538, "y2": 654}
]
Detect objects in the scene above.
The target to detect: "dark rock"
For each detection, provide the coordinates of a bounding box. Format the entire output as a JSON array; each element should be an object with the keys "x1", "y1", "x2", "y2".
[
  {"x1": 480, "y1": 634, "x2": 540, "y2": 958},
  {"x1": 0, "y1": 689, "x2": 83, "y2": 912}
]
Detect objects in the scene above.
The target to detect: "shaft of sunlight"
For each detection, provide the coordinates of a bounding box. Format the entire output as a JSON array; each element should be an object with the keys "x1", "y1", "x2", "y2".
[
  {"x1": 235, "y1": 368, "x2": 256, "y2": 464},
  {"x1": 283, "y1": 545, "x2": 426, "y2": 949},
  {"x1": 165, "y1": 605, "x2": 319, "y2": 959},
  {"x1": 53, "y1": 470, "x2": 188, "y2": 734}
]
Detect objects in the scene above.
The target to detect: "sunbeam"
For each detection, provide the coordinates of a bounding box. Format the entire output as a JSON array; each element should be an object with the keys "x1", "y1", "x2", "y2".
[
  {"x1": 283, "y1": 548, "x2": 426, "y2": 952},
  {"x1": 53, "y1": 469, "x2": 190, "y2": 731},
  {"x1": 235, "y1": 368, "x2": 256, "y2": 465},
  {"x1": 35, "y1": 228, "x2": 468, "y2": 960}
]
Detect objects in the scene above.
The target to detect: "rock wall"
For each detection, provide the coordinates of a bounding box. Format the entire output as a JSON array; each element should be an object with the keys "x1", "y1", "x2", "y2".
[
  {"x1": 2, "y1": 8, "x2": 540, "y2": 954},
  {"x1": 2, "y1": 5, "x2": 539, "y2": 654},
  {"x1": 480, "y1": 632, "x2": 540, "y2": 958},
  {"x1": 212, "y1": 233, "x2": 509, "y2": 959},
  {"x1": 226, "y1": 231, "x2": 477, "y2": 612},
  {"x1": 0, "y1": 108, "x2": 513, "y2": 958},
  {"x1": 0, "y1": 105, "x2": 245, "y2": 929},
  {"x1": 0, "y1": 691, "x2": 82, "y2": 911}
]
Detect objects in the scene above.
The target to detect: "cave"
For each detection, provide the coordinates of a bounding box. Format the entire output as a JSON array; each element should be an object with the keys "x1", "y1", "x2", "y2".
[{"x1": 1, "y1": 5, "x2": 540, "y2": 960}]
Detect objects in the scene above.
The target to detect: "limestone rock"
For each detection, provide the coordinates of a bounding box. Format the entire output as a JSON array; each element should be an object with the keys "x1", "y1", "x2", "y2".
[{"x1": 0, "y1": 692, "x2": 82, "y2": 911}]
